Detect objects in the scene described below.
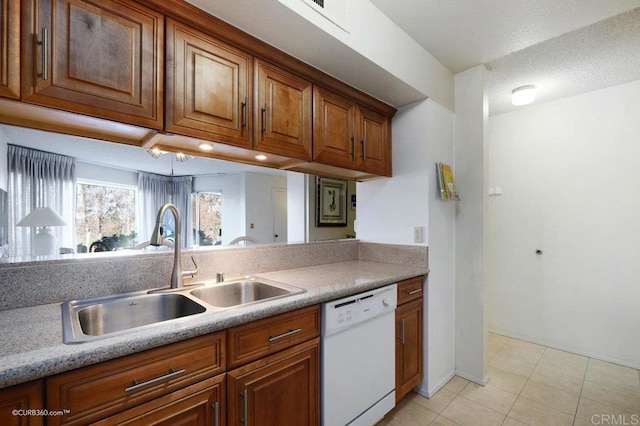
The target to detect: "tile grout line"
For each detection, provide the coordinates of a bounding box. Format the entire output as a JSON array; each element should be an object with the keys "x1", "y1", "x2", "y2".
[
  {"x1": 500, "y1": 345, "x2": 548, "y2": 426},
  {"x1": 572, "y1": 357, "x2": 591, "y2": 425}
]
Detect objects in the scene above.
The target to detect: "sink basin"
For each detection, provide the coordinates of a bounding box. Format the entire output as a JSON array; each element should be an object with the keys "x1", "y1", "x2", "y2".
[
  {"x1": 190, "y1": 279, "x2": 304, "y2": 308},
  {"x1": 61, "y1": 277, "x2": 304, "y2": 344},
  {"x1": 62, "y1": 292, "x2": 206, "y2": 343}
]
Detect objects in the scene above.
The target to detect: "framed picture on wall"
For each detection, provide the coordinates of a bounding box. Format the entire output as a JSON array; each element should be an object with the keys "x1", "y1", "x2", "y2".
[{"x1": 316, "y1": 176, "x2": 348, "y2": 227}]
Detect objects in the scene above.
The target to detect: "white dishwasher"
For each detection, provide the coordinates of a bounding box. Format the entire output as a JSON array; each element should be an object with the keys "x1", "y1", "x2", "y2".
[{"x1": 321, "y1": 283, "x2": 397, "y2": 426}]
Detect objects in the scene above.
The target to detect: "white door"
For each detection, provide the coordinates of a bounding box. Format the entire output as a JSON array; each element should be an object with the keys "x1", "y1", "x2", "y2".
[{"x1": 272, "y1": 188, "x2": 287, "y2": 243}]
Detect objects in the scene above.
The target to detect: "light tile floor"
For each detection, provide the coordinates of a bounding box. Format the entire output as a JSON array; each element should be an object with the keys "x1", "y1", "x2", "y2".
[{"x1": 377, "y1": 333, "x2": 640, "y2": 426}]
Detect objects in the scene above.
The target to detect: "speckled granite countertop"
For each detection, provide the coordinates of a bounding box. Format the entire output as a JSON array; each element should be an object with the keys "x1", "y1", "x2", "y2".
[{"x1": 0, "y1": 260, "x2": 428, "y2": 389}]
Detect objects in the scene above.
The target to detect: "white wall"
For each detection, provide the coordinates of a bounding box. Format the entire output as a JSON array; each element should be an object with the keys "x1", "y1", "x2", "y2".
[
  {"x1": 287, "y1": 171, "x2": 307, "y2": 243},
  {"x1": 454, "y1": 66, "x2": 488, "y2": 385},
  {"x1": 76, "y1": 161, "x2": 138, "y2": 187},
  {"x1": 419, "y1": 100, "x2": 456, "y2": 397},
  {"x1": 244, "y1": 172, "x2": 287, "y2": 244},
  {"x1": 488, "y1": 80, "x2": 640, "y2": 369},
  {"x1": 0, "y1": 127, "x2": 8, "y2": 192},
  {"x1": 356, "y1": 104, "x2": 429, "y2": 245}
]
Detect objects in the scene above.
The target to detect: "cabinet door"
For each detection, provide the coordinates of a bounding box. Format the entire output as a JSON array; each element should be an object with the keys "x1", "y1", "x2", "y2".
[
  {"x1": 254, "y1": 59, "x2": 312, "y2": 160},
  {"x1": 94, "y1": 375, "x2": 225, "y2": 426},
  {"x1": 396, "y1": 298, "x2": 424, "y2": 402},
  {"x1": 0, "y1": 0, "x2": 19, "y2": 99},
  {"x1": 0, "y1": 380, "x2": 43, "y2": 426},
  {"x1": 21, "y1": 0, "x2": 163, "y2": 129},
  {"x1": 312, "y1": 86, "x2": 357, "y2": 169},
  {"x1": 357, "y1": 106, "x2": 391, "y2": 176},
  {"x1": 166, "y1": 19, "x2": 252, "y2": 147},
  {"x1": 227, "y1": 338, "x2": 320, "y2": 426}
]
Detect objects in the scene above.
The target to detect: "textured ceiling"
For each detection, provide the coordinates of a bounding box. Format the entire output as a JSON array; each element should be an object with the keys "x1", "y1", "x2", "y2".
[{"x1": 370, "y1": 0, "x2": 640, "y2": 115}]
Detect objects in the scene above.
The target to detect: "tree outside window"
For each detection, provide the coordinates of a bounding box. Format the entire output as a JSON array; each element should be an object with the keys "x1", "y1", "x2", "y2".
[
  {"x1": 192, "y1": 192, "x2": 222, "y2": 246},
  {"x1": 76, "y1": 182, "x2": 137, "y2": 252}
]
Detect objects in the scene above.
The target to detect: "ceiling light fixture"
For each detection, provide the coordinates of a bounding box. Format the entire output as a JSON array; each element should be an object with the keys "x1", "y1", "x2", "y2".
[
  {"x1": 512, "y1": 85, "x2": 536, "y2": 106},
  {"x1": 198, "y1": 143, "x2": 213, "y2": 151},
  {"x1": 255, "y1": 154, "x2": 268, "y2": 161}
]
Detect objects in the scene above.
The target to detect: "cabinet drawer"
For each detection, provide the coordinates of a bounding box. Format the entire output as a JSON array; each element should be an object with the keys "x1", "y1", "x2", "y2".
[
  {"x1": 397, "y1": 276, "x2": 424, "y2": 305},
  {"x1": 46, "y1": 332, "x2": 225, "y2": 425},
  {"x1": 227, "y1": 305, "x2": 320, "y2": 369}
]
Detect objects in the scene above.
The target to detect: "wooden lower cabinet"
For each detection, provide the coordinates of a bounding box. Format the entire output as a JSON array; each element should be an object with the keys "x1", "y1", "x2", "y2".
[
  {"x1": 0, "y1": 380, "x2": 43, "y2": 426},
  {"x1": 94, "y1": 374, "x2": 225, "y2": 426},
  {"x1": 395, "y1": 277, "x2": 424, "y2": 402},
  {"x1": 227, "y1": 337, "x2": 320, "y2": 426}
]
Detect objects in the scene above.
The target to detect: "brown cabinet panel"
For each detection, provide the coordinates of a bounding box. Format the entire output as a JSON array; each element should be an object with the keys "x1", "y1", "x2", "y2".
[
  {"x1": 165, "y1": 18, "x2": 252, "y2": 147},
  {"x1": 357, "y1": 105, "x2": 391, "y2": 176},
  {"x1": 0, "y1": 0, "x2": 19, "y2": 99},
  {"x1": 227, "y1": 338, "x2": 320, "y2": 426},
  {"x1": 0, "y1": 380, "x2": 43, "y2": 426},
  {"x1": 227, "y1": 305, "x2": 320, "y2": 369},
  {"x1": 21, "y1": 0, "x2": 163, "y2": 129},
  {"x1": 312, "y1": 86, "x2": 357, "y2": 169},
  {"x1": 397, "y1": 276, "x2": 424, "y2": 305},
  {"x1": 94, "y1": 374, "x2": 225, "y2": 426},
  {"x1": 396, "y1": 297, "x2": 424, "y2": 402},
  {"x1": 254, "y1": 58, "x2": 312, "y2": 160},
  {"x1": 46, "y1": 332, "x2": 225, "y2": 425}
]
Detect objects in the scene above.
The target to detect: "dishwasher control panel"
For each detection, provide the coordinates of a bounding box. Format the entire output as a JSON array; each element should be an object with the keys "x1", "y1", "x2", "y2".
[{"x1": 321, "y1": 284, "x2": 397, "y2": 336}]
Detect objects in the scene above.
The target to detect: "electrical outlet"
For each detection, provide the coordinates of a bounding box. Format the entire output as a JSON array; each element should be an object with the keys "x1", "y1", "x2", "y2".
[{"x1": 413, "y1": 226, "x2": 423, "y2": 243}]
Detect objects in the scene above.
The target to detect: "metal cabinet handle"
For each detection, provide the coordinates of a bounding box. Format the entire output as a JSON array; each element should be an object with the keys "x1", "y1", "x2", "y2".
[
  {"x1": 241, "y1": 98, "x2": 247, "y2": 130},
  {"x1": 350, "y1": 135, "x2": 355, "y2": 157},
  {"x1": 361, "y1": 136, "x2": 366, "y2": 159},
  {"x1": 261, "y1": 103, "x2": 267, "y2": 136},
  {"x1": 240, "y1": 389, "x2": 248, "y2": 424},
  {"x1": 212, "y1": 401, "x2": 219, "y2": 426},
  {"x1": 408, "y1": 288, "x2": 422, "y2": 295},
  {"x1": 38, "y1": 27, "x2": 49, "y2": 81},
  {"x1": 268, "y1": 328, "x2": 301, "y2": 342},
  {"x1": 401, "y1": 318, "x2": 406, "y2": 345},
  {"x1": 124, "y1": 368, "x2": 185, "y2": 393}
]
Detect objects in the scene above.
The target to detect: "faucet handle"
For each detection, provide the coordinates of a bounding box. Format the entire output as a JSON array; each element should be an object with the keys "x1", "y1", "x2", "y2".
[{"x1": 182, "y1": 255, "x2": 199, "y2": 278}]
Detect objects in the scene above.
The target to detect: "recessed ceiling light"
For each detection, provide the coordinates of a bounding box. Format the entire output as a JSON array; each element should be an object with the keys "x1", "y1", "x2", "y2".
[
  {"x1": 255, "y1": 154, "x2": 268, "y2": 161},
  {"x1": 198, "y1": 143, "x2": 213, "y2": 151},
  {"x1": 512, "y1": 85, "x2": 536, "y2": 106}
]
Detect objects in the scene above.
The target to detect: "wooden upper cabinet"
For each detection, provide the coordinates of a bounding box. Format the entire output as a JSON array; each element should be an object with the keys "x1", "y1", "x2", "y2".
[
  {"x1": 356, "y1": 105, "x2": 391, "y2": 176},
  {"x1": 254, "y1": 58, "x2": 312, "y2": 160},
  {"x1": 165, "y1": 18, "x2": 252, "y2": 147},
  {"x1": 0, "y1": 0, "x2": 19, "y2": 99},
  {"x1": 21, "y1": 0, "x2": 163, "y2": 129},
  {"x1": 312, "y1": 86, "x2": 357, "y2": 169}
]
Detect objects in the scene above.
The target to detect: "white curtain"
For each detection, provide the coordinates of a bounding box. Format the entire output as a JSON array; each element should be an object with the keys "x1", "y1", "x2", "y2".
[
  {"x1": 137, "y1": 172, "x2": 193, "y2": 248},
  {"x1": 8, "y1": 145, "x2": 76, "y2": 256}
]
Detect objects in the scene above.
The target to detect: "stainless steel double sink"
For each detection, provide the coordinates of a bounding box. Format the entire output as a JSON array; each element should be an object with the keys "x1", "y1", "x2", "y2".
[{"x1": 61, "y1": 278, "x2": 305, "y2": 344}]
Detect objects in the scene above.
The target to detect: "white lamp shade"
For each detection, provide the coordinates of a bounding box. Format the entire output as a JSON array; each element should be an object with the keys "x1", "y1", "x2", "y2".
[{"x1": 16, "y1": 207, "x2": 68, "y2": 227}]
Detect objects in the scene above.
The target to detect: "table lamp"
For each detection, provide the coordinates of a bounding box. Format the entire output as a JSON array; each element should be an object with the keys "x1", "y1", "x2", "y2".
[{"x1": 16, "y1": 207, "x2": 68, "y2": 256}]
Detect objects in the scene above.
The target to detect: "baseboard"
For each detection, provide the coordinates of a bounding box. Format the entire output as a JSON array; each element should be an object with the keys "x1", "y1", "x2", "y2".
[
  {"x1": 490, "y1": 328, "x2": 640, "y2": 371},
  {"x1": 454, "y1": 369, "x2": 488, "y2": 386},
  {"x1": 416, "y1": 370, "x2": 455, "y2": 398}
]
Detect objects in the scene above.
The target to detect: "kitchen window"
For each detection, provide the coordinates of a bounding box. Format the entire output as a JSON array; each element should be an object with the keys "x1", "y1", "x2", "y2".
[
  {"x1": 192, "y1": 192, "x2": 222, "y2": 246},
  {"x1": 76, "y1": 181, "x2": 137, "y2": 252}
]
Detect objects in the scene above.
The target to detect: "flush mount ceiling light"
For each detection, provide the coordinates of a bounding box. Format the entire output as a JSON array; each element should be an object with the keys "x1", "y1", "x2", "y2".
[{"x1": 512, "y1": 85, "x2": 536, "y2": 106}]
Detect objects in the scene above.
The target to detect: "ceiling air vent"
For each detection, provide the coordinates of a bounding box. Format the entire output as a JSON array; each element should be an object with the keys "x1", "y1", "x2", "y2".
[{"x1": 311, "y1": 0, "x2": 324, "y2": 7}]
